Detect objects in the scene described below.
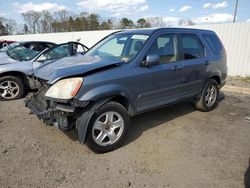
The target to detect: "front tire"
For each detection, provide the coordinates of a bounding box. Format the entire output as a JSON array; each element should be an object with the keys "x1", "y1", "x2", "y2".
[
  {"x1": 0, "y1": 76, "x2": 25, "y2": 100},
  {"x1": 86, "y1": 102, "x2": 130, "y2": 153},
  {"x1": 194, "y1": 79, "x2": 219, "y2": 112}
]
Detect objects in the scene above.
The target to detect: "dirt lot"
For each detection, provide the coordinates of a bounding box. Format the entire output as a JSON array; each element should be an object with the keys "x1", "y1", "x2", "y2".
[
  {"x1": 227, "y1": 76, "x2": 250, "y2": 88},
  {"x1": 0, "y1": 91, "x2": 250, "y2": 188}
]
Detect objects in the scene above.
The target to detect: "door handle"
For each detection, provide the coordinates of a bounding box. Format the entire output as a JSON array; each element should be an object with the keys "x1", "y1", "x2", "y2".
[
  {"x1": 205, "y1": 61, "x2": 210, "y2": 65},
  {"x1": 172, "y1": 65, "x2": 183, "y2": 71}
]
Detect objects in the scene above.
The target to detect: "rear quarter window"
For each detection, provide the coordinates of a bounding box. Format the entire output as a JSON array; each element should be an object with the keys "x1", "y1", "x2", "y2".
[{"x1": 203, "y1": 34, "x2": 223, "y2": 55}]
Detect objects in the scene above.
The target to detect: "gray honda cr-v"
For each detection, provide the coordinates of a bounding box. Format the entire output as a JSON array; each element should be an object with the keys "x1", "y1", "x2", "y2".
[{"x1": 26, "y1": 28, "x2": 227, "y2": 153}]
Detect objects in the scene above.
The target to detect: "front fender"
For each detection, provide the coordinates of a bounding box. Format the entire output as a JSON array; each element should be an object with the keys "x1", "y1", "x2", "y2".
[
  {"x1": 75, "y1": 84, "x2": 136, "y2": 112},
  {"x1": 0, "y1": 62, "x2": 32, "y2": 76},
  {"x1": 76, "y1": 98, "x2": 112, "y2": 144}
]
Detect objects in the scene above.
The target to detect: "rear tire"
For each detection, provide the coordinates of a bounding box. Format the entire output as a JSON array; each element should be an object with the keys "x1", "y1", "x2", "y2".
[
  {"x1": 86, "y1": 101, "x2": 130, "y2": 153},
  {"x1": 194, "y1": 79, "x2": 219, "y2": 112},
  {"x1": 0, "y1": 76, "x2": 25, "y2": 100}
]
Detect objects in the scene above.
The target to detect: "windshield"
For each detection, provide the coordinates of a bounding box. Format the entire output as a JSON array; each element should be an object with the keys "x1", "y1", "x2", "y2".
[
  {"x1": 85, "y1": 33, "x2": 149, "y2": 62},
  {"x1": 6, "y1": 44, "x2": 41, "y2": 61},
  {"x1": 0, "y1": 42, "x2": 20, "y2": 52},
  {"x1": 37, "y1": 43, "x2": 71, "y2": 63},
  {"x1": 36, "y1": 42, "x2": 87, "y2": 63}
]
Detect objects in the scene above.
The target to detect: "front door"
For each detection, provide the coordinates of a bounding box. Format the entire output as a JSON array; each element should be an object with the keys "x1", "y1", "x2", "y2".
[{"x1": 136, "y1": 33, "x2": 184, "y2": 112}]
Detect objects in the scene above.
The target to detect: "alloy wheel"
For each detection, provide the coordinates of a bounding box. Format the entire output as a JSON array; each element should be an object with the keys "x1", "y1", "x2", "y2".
[
  {"x1": 0, "y1": 80, "x2": 20, "y2": 99},
  {"x1": 92, "y1": 111, "x2": 125, "y2": 146},
  {"x1": 205, "y1": 85, "x2": 217, "y2": 107}
]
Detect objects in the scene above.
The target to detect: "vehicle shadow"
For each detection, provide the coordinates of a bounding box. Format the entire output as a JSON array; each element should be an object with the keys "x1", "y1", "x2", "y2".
[
  {"x1": 245, "y1": 157, "x2": 250, "y2": 188},
  {"x1": 124, "y1": 101, "x2": 196, "y2": 146},
  {"x1": 64, "y1": 92, "x2": 226, "y2": 146},
  {"x1": 124, "y1": 91, "x2": 225, "y2": 146}
]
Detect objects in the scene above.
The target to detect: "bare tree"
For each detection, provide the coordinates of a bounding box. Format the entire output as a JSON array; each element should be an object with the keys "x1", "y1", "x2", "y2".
[
  {"x1": 109, "y1": 17, "x2": 120, "y2": 29},
  {"x1": 100, "y1": 19, "x2": 112, "y2": 30},
  {"x1": 52, "y1": 10, "x2": 72, "y2": 32},
  {"x1": 79, "y1": 12, "x2": 90, "y2": 30},
  {"x1": 178, "y1": 19, "x2": 195, "y2": 26},
  {"x1": 88, "y1": 14, "x2": 100, "y2": 30},
  {"x1": 120, "y1": 18, "x2": 134, "y2": 29},
  {"x1": 38, "y1": 11, "x2": 53, "y2": 33},
  {"x1": 5, "y1": 19, "x2": 17, "y2": 35},
  {"x1": 0, "y1": 17, "x2": 17, "y2": 35},
  {"x1": 22, "y1": 11, "x2": 41, "y2": 34},
  {"x1": 146, "y1": 17, "x2": 166, "y2": 27},
  {"x1": 1, "y1": 10, "x2": 156, "y2": 35},
  {"x1": 0, "y1": 20, "x2": 7, "y2": 36},
  {"x1": 137, "y1": 18, "x2": 151, "y2": 28}
]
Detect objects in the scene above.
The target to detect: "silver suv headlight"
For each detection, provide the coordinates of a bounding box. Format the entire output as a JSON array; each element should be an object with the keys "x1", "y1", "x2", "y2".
[{"x1": 45, "y1": 78, "x2": 83, "y2": 100}]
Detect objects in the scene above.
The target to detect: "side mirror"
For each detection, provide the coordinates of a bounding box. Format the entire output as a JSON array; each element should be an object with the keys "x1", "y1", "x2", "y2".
[{"x1": 142, "y1": 55, "x2": 160, "y2": 67}]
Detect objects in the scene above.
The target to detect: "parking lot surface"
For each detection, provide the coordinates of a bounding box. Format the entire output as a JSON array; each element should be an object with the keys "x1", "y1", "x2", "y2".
[{"x1": 0, "y1": 91, "x2": 250, "y2": 188}]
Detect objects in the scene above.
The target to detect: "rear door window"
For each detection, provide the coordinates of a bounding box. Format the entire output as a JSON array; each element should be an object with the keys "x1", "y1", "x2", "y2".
[{"x1": 180, "y1": 34, "x2": 204, "y2": 60}]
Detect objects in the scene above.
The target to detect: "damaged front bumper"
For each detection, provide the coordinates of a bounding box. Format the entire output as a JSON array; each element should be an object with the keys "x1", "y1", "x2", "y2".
[{"x1": 25, "y1": 84, "x2": 89, "y2": 131}]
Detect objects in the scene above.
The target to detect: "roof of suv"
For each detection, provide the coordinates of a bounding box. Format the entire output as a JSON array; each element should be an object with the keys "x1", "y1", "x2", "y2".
[{"x1": 117, "y1": 27, "x2": 214, "y2": 35}]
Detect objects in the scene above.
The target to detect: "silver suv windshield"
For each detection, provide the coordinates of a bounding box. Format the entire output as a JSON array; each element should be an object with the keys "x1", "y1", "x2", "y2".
[
  {"x1": 85, "y1": 33, "x2": 149, "y2": 62},
  {"x1": 0, "y1": 42, "x2": 20, "y2": 52},
  {"x1": 6, "y1": 44, "x2": 40, "y2": 61}
]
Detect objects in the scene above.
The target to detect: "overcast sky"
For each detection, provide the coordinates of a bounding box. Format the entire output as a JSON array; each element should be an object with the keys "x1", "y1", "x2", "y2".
[{"x1": 1, "y1": 0, "x2": 250, "y2": 24}]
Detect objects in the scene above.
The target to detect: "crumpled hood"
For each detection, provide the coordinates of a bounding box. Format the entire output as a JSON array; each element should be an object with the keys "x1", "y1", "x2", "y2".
[
  {"x1": 0, "y1": 52, "x2": 18, "y2": 65},
  {"x1": 34, "y1": 55, "x2": 122, "y2": 84}
]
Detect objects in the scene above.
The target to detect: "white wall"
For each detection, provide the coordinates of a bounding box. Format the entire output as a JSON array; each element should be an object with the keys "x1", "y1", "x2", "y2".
[
  {"x1": 190, "y1": 23, "x2": 250, "y2": 77},
  {"x1": 1, "y1": 23, "x2": 250, "y2": 76},
  {"x1": 1, "y1": 30, "x2": 117, "y2": 49}
]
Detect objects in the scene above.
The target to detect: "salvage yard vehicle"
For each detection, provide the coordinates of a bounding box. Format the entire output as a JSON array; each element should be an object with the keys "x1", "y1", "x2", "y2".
[
  {"x1": 0, "y1": 41, "x2": 88, "y2": 100},
  {"x1": 0, "y1": 40, "x2": 15, "y2": 50},
  {"x1": 26, "y1": 28, "x2": 227, "y2": 153}
]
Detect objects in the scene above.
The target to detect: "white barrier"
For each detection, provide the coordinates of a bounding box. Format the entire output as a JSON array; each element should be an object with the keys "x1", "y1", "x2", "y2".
[
  {"x1": 1, "y1": 30, "x2": 116, "y2": 49},
  {"x1": 1, "y1": 23, "x2": 250, "y2": 77}
]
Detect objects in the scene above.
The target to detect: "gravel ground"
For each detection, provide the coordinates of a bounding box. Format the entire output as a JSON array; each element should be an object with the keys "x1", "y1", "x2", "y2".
[
  {"x1": 227, "y1": 76, "x2": 250, "y2": 88},
  {"x1": 0, "y1": 91, "x2": 250, "y2": 188}
]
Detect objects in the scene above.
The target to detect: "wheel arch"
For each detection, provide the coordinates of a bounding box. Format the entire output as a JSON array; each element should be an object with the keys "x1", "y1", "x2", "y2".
[
  {"x1": 209, "y1": 75, "x2": 221, "y2": 85},
  {"x1": 0, "y1": 71, "x2": 30, "y2": 89},
  {"x1": 76, "y1": 93, "x2": 135, "y2": 145},
  {"x1": 204, "y1": 72, "x2": 222, "y2": 86},
  {"x1": 76, "y1": 84, "x2": 136, "y2": 116}
]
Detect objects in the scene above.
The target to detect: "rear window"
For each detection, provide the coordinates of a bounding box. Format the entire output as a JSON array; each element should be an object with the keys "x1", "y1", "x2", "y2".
[{"x1": 203, "y1": 34, "x2": 223, "y2": 55}]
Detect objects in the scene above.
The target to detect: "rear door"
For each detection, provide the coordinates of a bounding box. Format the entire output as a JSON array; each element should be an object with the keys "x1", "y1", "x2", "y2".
[
  {"x1": 136, "y1": 33, "x2": 184, "y2": 112},
  {"x1": 179, "y1": 34, "x2": 206, "y2": 96}
]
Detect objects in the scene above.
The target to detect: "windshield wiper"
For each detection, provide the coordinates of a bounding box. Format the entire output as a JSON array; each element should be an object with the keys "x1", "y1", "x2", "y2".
[
  {"x1": 6, "y1": 43, "x2": 11, "y2": 49},
  {"x1": 0, "y1": 43, "x2": 11, "y2": 52},
  {"x1": 6, "y1": 49, "x2": 22, "y2": 61}
]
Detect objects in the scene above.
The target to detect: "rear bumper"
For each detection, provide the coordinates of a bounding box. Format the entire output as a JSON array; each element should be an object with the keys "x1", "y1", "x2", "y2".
[{"x1": 219, "y1": 80, "x2": 226, "y2": 89}]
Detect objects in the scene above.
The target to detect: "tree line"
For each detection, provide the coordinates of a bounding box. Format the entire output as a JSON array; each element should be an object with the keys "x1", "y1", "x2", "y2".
[{"x1": 0, "y1": 10, "x2": 195, "y2": 36}]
